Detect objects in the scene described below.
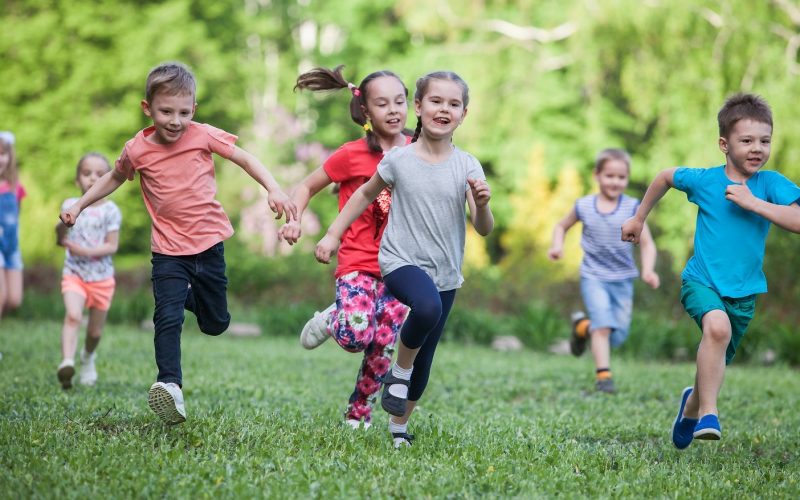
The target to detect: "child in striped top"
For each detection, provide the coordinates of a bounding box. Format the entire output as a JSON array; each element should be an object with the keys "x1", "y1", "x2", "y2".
[{"x1": 548, "y1": 148, "x2": 660, "y2": 393}]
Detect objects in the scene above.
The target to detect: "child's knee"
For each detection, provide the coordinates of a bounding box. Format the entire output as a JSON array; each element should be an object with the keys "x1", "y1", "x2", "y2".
[
  {"x1": 703, "y1": 316, "x2": 731, "y2": 344},
  {"x1": 200, "y1": 317, "x2": 230, "y2": 336},
  {"x1": 64, "y1": 311, "x2": 83, "y2": 328}
]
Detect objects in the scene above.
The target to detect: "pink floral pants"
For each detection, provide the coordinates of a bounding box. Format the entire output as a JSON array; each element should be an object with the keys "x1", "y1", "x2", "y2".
[{"x1": 327, "y1": 271, "x2": 407, "y2": 423}]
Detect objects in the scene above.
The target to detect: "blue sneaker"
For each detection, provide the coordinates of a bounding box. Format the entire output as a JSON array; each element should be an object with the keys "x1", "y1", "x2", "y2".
[
  {"x1": 672, "y1": 386, "x2": 698, "y2": 449},
  {"x1": 693, "y1": 414, "x2": 721, "y2": 440}
]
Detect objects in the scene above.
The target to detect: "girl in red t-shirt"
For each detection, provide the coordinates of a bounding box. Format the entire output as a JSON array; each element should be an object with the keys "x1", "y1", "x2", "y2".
[{"x1": 280, "y1": 66, "x2": 410, "y2": 429}]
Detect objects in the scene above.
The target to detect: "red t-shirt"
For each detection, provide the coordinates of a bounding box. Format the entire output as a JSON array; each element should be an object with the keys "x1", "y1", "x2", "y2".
[{"x1": 323, "y1": 137, "x2": 410, "y2": 278}]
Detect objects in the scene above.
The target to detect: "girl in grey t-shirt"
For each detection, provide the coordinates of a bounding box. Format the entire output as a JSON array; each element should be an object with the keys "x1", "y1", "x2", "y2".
[{"x1": 316, "y1": 71, "x2": 495, "y2": 448}]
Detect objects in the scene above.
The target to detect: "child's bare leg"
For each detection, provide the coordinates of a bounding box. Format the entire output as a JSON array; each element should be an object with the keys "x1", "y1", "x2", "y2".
[
  {"x1": 390, "y1": 400, "x2": 417, "y2": 426},
  {"x1": 85, "y1": 307, "x2": 109, "y2": 353},
  {"x1": 590, "y1": 327, "x2": 612, "y2": 370},
  {"x1": 0, "y1": 273, "x2": 6, "y2": 320},
  {"x1": 61, "y1": 292, "x2": 86, "y2": 361},
  {"x1": 690, "y1": 310, "x2": 730, "y2": 417},
  {"x1": 395, "y1": 342, "x2": 420, "y2": 370},
  {"x1": 2, "y1": 269, "x2": 23, "y2": 312}
]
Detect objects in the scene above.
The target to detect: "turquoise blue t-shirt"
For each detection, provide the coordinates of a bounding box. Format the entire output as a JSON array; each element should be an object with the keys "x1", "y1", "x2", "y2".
[{"x1": 673, "y1": 166, "x2": 800, "y2": 298}]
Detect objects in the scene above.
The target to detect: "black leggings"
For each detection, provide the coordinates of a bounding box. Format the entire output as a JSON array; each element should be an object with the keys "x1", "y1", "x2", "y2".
[{"x1": 383, "y1": 265, "x2": 456, "y2": 401}]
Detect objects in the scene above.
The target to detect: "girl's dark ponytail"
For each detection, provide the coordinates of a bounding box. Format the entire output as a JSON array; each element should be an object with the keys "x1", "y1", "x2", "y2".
[{"x1": 295, "y1": 66, "x2": 407, "y2": 153}]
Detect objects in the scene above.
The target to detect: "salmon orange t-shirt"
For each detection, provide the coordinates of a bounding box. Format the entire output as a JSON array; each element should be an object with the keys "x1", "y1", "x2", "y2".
[
  {"x1": 115, "y1": 122, "x2": 237, "y2": 255},
  {"x1": 323, "y1": 137, "x2": 410, "y2": 278}
]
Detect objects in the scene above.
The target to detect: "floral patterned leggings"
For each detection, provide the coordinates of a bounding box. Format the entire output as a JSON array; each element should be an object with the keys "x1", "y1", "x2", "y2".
[{"x1": 327, "y1": 271, "x2": 408, "y2": 423}]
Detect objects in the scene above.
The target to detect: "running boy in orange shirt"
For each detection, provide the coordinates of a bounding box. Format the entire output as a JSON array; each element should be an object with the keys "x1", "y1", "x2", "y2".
[{"x1": 60, "y1": 62, "x2": 296, "y2": 424}]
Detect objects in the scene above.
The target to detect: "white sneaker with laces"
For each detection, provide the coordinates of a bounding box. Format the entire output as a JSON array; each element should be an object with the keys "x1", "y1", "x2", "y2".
[
  {"x1": 148, "y1": 382, "x2": 187, "y2": 424},
  {"x1": 79, "y1": 349, "x2": 97, "y2": 386},
  {"x1": 58, "y1": 359, "x2": 75, "y2": 389},
  {"x1": 300, "y1": 303, "x2": 335, "y2": 350}
]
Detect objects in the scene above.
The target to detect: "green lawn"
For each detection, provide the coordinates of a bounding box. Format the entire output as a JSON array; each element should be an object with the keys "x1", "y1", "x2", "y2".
[{"x1": 1, "y1": 318, "x2": 799, "y2": 498}]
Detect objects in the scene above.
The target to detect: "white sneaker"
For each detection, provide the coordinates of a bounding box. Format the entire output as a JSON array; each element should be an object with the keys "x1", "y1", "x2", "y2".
[
  {"x1": 79, "y1": 349, "x2": 97, "y2": 386},
  {"x1": 345, "y1": 418, "x2": 372, "y2": 430},
  {"x1": 57, "y1": 359, "x2": 75, "y2": 389},
  {"x1": 148, "y1": 382, "x2": 187, "y2": 424},
  {"x1": 300, "y1": 303, "x2": 335, "y2": 350}
]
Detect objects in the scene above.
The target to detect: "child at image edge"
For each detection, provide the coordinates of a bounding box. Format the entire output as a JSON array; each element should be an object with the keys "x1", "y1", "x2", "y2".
[
  {"x1": 621, "y1": 93, "x2": 800, "y2": 448},
  {"x1": 548, "y1": 148, "x2": 660, "y2": 394},
  {"x1": 316, "y1": 71, "x2": 494, "y2": 448},
  {"x1": 56, "y1": 153, "x2": 121, "y2": 389},
  {"x1": 60, "y1": 62, "x2": 296, "y2": 424},
  {"x1": 0, "y1": 132, "x2": 26, "y2": 361}
]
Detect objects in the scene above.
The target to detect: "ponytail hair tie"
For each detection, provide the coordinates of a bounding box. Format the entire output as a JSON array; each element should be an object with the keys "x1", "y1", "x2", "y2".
[
  {"x1": 347, "y1": 82, "x2": 361, "y2": 97},
  {"x1": 363, "y1": 122, "x2": 371, "y2": 132}
]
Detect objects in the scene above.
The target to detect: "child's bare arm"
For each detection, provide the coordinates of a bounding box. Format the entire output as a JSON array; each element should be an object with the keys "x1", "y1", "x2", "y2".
[
  {"x1": 622, "y1": 167, "x2": 677, "y2": 244},
  {"x1": 315, "y1": 173, "x2": 387, "y2": 264},
  {"x1": 548, "y1": 207, "x2": 579, "y2": 261},
  {"x1": 228, "y1": 146, "x2": 297, "y2": 222},
  {"x1": 56, "y1": 222, "x2": 68, "y2": 247},
  {"x1": 63, "y1": 231, "x2": 120, "y2": 258},
  {"x1": 466, "y1": 178, "x2": 493, "y2": 236},
  {"x1": 638, "y1": 222, "x2": 660, "y2": 289},
  {"x1": 725, "y1": 183, "x2": 800, "y2": 233},
  {"x1": 279, "y1": 167, "x2": 333, "y2": 245},
  {"x1": 60, "y1": 170, "x2": 126, "y2": 226}
]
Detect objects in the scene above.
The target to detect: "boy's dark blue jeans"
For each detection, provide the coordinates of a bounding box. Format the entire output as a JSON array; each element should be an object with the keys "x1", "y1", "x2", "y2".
[{"x1": 151, "y1": 242, "x2": 231, "y2": 386}]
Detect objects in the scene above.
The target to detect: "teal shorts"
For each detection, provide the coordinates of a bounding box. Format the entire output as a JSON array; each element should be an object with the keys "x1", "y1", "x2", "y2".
[{"x1": 680, "y1": 280, "x2": 756, "y2": 365}]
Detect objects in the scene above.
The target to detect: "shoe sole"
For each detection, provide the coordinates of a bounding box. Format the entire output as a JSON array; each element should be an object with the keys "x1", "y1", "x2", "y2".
[
  {"x1": 693, "y1": 428, "x2": 721, "y2": 440},
  {"x1": 57, "y1": 365, "x2": 75, "y2": 389},
  {"x1": 148, "y1": 385, "x2": 186, "y2": 424},
  {"x1": 300, "y1": 317, "x2": 329, "y2": 350}
]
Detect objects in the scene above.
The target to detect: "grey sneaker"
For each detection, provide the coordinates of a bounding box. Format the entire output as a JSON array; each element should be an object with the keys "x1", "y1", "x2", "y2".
[
  {"x1": 148, "y1": 382, "x2": 187, "y2": 424},
  {"x1": 79, "y1": 349, "x2": 97, "y2": 386},
  {"x1": 57, "y1": 359, "x2": 75, "y2": 389},
  {"x1": 300, "y1": 303, "x2": 335, "y2": 350},
  {"x1": 596, "y1": 378, "x2": 616, "y2": 394}
]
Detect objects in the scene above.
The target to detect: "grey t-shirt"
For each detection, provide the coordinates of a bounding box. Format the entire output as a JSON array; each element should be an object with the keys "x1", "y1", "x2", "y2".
[{"x1": 377, "y1": 144, "x2": 485, "y2": 291}]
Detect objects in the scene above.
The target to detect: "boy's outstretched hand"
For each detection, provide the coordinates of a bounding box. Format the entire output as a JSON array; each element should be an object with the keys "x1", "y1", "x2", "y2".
[
  {"x1": 267, "y1": 190, "x2": 298, "y2": 222},
  {"x1": 621, "y1": 216, "x2": 643, "y2": 244},
  {"x1": 315, "y1": 234, "x2": 339, "y2": 264},
  {"x1": 468, "y1": 178, "x2": 491, "y2": 207}
]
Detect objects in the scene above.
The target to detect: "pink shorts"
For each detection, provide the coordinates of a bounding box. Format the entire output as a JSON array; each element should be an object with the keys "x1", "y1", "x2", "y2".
[{"x1": 61, "y1": 275, "x2": 116, "y2": 311}]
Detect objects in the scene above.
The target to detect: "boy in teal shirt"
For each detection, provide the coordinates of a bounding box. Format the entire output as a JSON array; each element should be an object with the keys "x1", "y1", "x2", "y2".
[{"x1": 621, "y1": 93, "x2": 800, "y2": 449}]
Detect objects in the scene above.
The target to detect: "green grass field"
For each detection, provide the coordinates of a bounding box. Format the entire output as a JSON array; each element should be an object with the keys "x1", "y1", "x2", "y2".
[{"x1": 1, "y1": 318, "x2": 799, "y2": 498}]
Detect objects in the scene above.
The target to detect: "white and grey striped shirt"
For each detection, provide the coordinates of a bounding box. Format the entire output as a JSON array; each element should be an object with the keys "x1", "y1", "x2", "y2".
[{"x1": 575, "y1": 194, "x2": 639, "y2": 281}]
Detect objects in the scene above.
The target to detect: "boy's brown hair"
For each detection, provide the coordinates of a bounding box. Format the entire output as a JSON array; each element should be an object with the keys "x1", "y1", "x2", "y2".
[
  {"x1": 145, "y1": 62, "x2": 196, "y2": 103},
  {"x1": 717, "y1": 93, "x2": 772, "y2": 138}
]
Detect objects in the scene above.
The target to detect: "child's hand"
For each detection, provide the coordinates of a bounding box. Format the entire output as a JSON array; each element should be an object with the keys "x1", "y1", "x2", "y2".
[
  {"x1": 725, "y1": 182, "x2": 758, "y2": 211},
  {"x1": 267, "y1": 190, "x2": 298, "y2": 222},
  {"x1": 621, "y1": 217, "x2": 644, "y2": 244},
  {"x1": 279, "y1": 220, "x2": 302, "y2": 245},
  {"x1": 468, "y1": 178, "x2": 491, "y2": 207},
  {"x1": 315, "y1": 234, "x2": 339, "y2": 264},
  {"x1": 641, "y1": 270, "x2": 661, "y2": 289},
  {"x1": 60, "y1": 205, "x2": 81, "y2": 227},
  {"x1": 547, "y1": 246, "x2": 563, "y2": 261}
]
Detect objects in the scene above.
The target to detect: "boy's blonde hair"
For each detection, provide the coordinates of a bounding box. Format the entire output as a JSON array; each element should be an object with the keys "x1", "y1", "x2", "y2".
[
  {"x1": 0, "y1": 135, "x2": 18, "y2": 186},
  {"x1": 145, "y1": 62, "x2": 196, "y2": 103},
  {"x1": 594, "y1": 148, "x2": 631, "y2": 173}
]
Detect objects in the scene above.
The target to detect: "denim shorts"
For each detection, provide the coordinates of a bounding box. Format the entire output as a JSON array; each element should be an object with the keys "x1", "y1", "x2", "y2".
[
  {"x1": 0, "y1": 246, "x2": 23, "y2": 270},
  {"x1": 680, "y1": 280, "x2": 755, "y2": 365},
  {"x1": 580, "y1": 276, "x2": 634, "y2": 347}
]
